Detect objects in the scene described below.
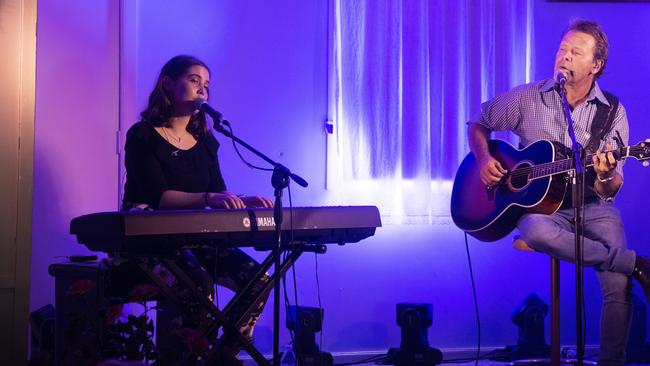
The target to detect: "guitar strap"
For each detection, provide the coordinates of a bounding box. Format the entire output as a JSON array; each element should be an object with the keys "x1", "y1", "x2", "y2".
[
  {"x1": 560, "y1": 90, "x2": 619, "y2": 207},
  {"x1": 585, "y1": 90, "x2": 619, "y2": 154}
]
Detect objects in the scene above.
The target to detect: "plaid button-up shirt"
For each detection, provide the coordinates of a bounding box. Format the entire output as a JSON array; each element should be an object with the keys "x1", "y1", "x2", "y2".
[{"x1": 469, "y1": 78, "x2": 629, "y2": 199}]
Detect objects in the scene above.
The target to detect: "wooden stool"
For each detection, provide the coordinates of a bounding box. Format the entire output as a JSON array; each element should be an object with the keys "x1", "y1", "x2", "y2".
[
  {"x1": 512, "y1": 238, "x2": 598, "y2": 366},
  {"x1": 513, "y1": 237, "x2": 561, "y2": 365}
]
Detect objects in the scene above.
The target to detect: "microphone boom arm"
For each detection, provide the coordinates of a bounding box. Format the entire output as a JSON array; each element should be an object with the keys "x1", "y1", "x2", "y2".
[{"x1": 195, "y1": 101, "x2": 308, "y2": 187}]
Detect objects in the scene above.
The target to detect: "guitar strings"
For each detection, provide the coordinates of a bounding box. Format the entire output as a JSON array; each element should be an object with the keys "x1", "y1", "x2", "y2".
[{"x1": 500, "y1": 145, "x2": 643, "y2": 182}]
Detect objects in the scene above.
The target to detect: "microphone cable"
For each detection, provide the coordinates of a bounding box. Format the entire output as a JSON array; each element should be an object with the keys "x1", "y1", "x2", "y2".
[
  {"x1": 281, "y1": 183, "x2": 299, "y2": 350},
  {"x1": 220, "y1": 120, "x2": 303, "y2": 356},
  {"x1": 221, "y1": 121, "x2": 273, "y2": 172}
]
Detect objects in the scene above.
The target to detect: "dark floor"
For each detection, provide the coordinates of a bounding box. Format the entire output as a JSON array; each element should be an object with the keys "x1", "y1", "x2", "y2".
[{"x1": 241, "y1": 348, "x2": 650, "y2": 366}]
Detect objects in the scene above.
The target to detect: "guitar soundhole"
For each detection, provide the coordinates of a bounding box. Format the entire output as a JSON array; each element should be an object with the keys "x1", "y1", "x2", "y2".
[{"x1": 508, "y1": 162, "x2": 532, "y2": 191}]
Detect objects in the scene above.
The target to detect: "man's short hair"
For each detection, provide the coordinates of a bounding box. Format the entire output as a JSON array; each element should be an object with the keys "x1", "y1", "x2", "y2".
[{"x1": 563, "y1": 19, "x2": 609, "y2": 79}]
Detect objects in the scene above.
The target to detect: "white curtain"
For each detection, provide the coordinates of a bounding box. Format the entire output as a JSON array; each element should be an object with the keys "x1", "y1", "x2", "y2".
[{"x1": 326, "y1": 0, "x2": 534, "y2": 222}]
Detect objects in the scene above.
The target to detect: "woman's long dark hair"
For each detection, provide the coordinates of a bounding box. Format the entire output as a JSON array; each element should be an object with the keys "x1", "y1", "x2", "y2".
[{"x1": 140, "y1": 55, "x2": 211, "y2": 136}]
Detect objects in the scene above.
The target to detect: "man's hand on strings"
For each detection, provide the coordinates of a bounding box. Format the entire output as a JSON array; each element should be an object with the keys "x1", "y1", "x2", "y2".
[
  {"x1": 478, "y1": 156, "x2": 507, "y2": 187},
  {"x1": 593, "y1": 143, "x2": 618, "y2": 180}
]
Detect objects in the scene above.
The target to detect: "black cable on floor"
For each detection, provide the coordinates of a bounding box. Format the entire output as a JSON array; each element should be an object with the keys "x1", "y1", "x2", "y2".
[{"x1": 464, "y1": 232, "x2": 481, "y2": 366}]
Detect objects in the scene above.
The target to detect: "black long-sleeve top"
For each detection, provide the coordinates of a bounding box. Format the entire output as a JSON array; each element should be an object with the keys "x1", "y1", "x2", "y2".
[{"x1": 121, "y1": 121, "x2": 227, "y2": 210}]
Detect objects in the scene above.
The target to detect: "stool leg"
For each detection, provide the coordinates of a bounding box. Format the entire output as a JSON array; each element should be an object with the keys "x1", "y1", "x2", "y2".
[{"x1": 550, "y1": 257, "x2": 560, "y2": 366}]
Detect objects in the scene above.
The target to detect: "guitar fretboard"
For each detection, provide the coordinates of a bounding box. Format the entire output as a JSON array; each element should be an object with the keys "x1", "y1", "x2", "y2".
[{"x1": 521, "y1": 147, "x2": 634, "y2": 180}]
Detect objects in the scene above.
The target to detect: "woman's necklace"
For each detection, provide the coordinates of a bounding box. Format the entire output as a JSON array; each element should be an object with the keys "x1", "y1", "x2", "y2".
[
  {"x1": 164, "y1": 127, "x2": 187, "y2": 143},
  {"x1": 161, "y1": 128, "x2": 186, "y2": 156}
]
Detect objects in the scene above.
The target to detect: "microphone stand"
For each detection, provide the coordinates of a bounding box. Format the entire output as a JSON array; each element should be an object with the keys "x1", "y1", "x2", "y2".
[
  {"x1": 210, "y1": 116, "x2": 308, "y2": 366},
  {"x1": 558, "y1": 80, "x2": 586, "y2": 366}
]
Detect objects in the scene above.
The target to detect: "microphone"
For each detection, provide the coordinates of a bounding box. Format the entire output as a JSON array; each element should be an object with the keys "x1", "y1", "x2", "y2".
[
  {"x1": 194, "y1": 100, "x2": 223, "y2": 122},
  {"x1": 556, "y1": 71, "x2": 567, "y2": 86}
]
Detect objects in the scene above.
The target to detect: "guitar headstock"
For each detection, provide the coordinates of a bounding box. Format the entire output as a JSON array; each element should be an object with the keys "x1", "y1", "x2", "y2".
[{"x1": 622, "y1": 140, "x2": 650, "y2": 166}]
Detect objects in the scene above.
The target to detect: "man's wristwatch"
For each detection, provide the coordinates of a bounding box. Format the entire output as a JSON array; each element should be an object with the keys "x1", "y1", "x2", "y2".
[{"x1": 597, "y1": 174, "x2": 615, "y2": 183}]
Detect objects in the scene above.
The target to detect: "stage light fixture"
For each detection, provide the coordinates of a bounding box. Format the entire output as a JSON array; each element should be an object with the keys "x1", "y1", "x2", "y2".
[
  {"x1": 387, "y1": 303, "x2": 442, "y2": 366},
  {"x1": 285, "y1": 305, "x2": 333, "y2": 366},
  {"x1": 506, "y1": 293, "x2": 549, "y2": 359}
]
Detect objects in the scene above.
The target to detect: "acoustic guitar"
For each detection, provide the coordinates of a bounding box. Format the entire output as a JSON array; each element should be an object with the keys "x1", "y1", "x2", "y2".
[{"x1": 450, "y1": 139, "x2": 650, "y2": 242}]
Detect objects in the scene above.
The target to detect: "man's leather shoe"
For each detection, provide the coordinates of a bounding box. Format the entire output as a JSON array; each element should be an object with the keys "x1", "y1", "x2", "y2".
[{"x1": 633, "y1": 256, "x2": 650, "y2": 304}]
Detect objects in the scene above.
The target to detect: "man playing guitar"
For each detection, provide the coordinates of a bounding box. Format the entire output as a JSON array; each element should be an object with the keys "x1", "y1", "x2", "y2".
[{"x1": 466, "y1": 20, "x2": 650, "y2": 366}]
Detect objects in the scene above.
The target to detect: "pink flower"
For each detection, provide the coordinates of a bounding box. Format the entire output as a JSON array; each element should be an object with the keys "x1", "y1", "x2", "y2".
[
  {"x1": 65, "y1": 279, "x2": 96, "y2": 297},
  {"x1": 105, "y1": 304, "x2": 124, "y2": 324}
]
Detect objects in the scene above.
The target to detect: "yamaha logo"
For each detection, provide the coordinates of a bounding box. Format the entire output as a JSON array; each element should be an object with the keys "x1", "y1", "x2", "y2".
[{"x1": 242, "y1": 216, "x2": 276, "y2": 228}]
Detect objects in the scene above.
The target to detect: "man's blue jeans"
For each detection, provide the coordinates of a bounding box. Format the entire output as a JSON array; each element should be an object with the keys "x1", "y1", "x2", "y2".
[{"x1": 518, "y1": 200, "x2": 635, "y2": 366}]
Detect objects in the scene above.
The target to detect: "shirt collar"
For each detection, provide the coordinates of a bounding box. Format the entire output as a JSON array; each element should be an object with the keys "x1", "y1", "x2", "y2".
[
  {"x1": 540, "y1": 78, "x2": 556, "y2": 92},
  {"x1": 539, "y1": 77, "x2": 610, "y2": 107},
  {"x1": 590, "y1": 82, "x2": 610, "y2": 106}
]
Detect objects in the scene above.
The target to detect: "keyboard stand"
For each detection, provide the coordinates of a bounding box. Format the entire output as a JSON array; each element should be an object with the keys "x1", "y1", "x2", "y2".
[
  {"x1": 136, "y1": 243, "x2": 326, "y2": 366},
  {"x1": 138, "y1": 257, "x2": 271, "y2": 365},
  {"x1": 210, "y1": 244, "x2": 325, "y2": 334}
]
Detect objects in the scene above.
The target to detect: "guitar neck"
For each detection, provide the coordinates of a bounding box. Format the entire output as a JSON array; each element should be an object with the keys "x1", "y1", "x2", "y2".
[{"x1": 528, "y1": 147, "x2": 629, "y2": 180}]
